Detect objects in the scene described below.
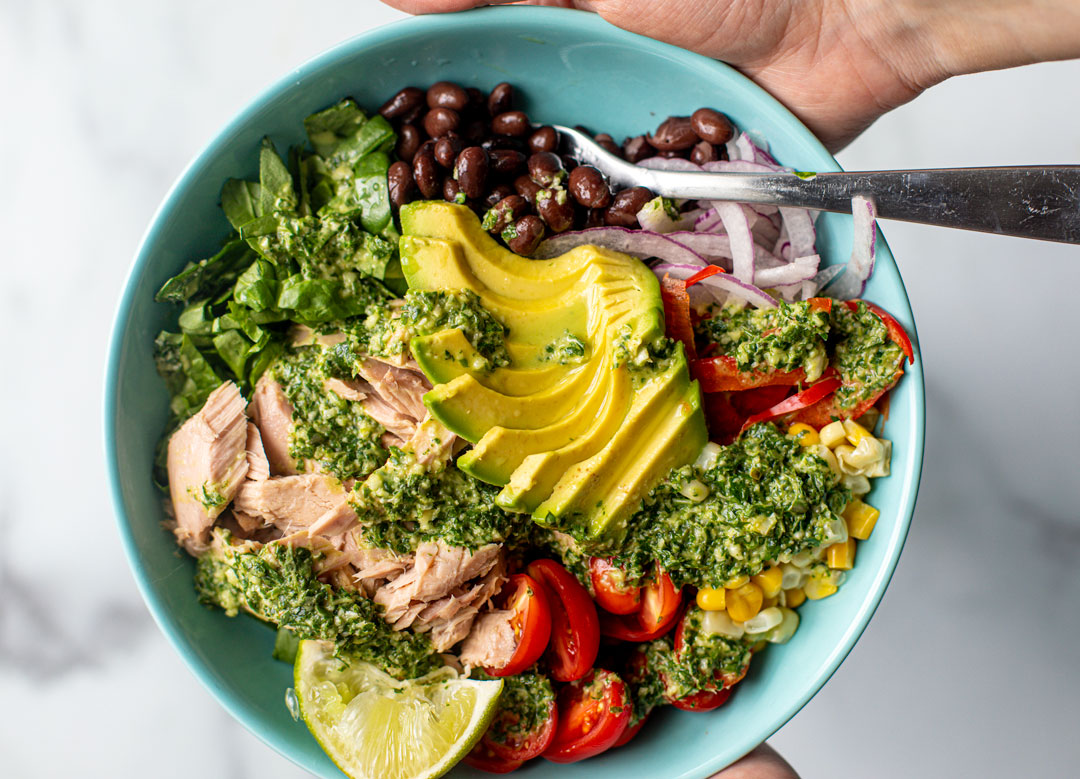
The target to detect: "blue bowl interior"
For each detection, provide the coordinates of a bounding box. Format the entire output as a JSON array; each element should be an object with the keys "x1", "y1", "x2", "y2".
[{"x1": 106, "y1": 7, "x2": 924, "y2": 778}]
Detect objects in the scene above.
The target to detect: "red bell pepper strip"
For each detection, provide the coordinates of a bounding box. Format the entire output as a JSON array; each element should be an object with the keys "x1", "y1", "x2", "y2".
[
  {"x1": 691, "y1": 354, "x2": 806, "y2": 393},
  {"x1": 685, "y1": 265, "x2": 723, "y2": 287},
  {"x1": 739, "y1": 377, "x2": 841, "y2": 434},
  {"x1": 847, "y1": 300, "x2": 914, "y2": 363},
  {"x1": 660, "y1": 273, "x2": 697, "y2": 361}
]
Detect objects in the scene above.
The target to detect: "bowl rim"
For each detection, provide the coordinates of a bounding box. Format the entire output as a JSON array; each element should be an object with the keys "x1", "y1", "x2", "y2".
[{"x1": 105, "y1": 6, "x2": 925, "y2": 777}]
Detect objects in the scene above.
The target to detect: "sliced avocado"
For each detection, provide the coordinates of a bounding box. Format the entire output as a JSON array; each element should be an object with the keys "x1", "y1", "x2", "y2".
[
  {"x1": 411, "y1": 329, "x2": 577, "y2": 396},
  {"x1": 461, "y1": 362, "x2": 628, "y2": 487},
  {"x1": 495, "y1": 364, "x2": 635, "y2": 510},
  {"x1": 423, "y1": 354, "x2": 603, "y2": 443},
  {"x1": 533, "y1": 350, "x2": 706, "y2": 542},
  {"x1": 398, "y1": 201, "x2": 707, "y2": 542}
]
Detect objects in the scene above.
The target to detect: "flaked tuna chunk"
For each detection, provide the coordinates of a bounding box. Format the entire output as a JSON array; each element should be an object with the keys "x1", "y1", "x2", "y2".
[
  {"x1": 323, "y1": 377, "x2": 369, "y2": 403},
  {"x1": 430, "y1": 610, "x2": 478, "y2": 653},
  {"x1": 405, "y1": 418, "x2": 456, "y2": 467},
  {"x1": 355, "y1": 357, "x2": 431, "y2": 427},
  {"x1": 373, "y1": 542, "x2": 503, "y2": 629},
  {"x1": 458, "y1": 611, "x2": 517, "y2": 670},
  {"x1": 167, "y1": 382, "x2": 249, "y2": 554},
  {"x1": 250, "y1": 374, "x2": 297, "y2": 476},
  {"x1": 289, "y1": 324, "x2": 346, "y2": 348},
  {"x1": 233, "y1": 473, "x2": 348, "y2": 535},
  {"x1": 245, "y1": 422, "x2": 270, "y2": 481},
  {"x1": 307, "y1": 500, "x2": 359, "y2": 539},
  {"x1": 416, "y1": 557, "x2": 508, "y2": 651}
]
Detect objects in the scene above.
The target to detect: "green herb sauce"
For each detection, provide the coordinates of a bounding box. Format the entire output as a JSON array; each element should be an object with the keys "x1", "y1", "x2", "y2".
[
  {"x1": 697, "y1": 299, "x2": 830, "y2": 380},
  {"x1": 479, "y1": 671, "x2": 556, "y2": 747},
  {"x1": 830, "y1": 301, "x2": 905, "y2": 410},
  {"x1": 616, "y1": 422, "x2": 849, "y2": 588},
  {"x1": 273, "y1": 346, "x2": 388, "y2": 482},
  {"x1": 351, "y1": 448, "x2": 526, "y2": 554}
]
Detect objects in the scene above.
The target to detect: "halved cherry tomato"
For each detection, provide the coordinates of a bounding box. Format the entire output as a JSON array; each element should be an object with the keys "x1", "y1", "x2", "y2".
[
  {"x1": 613, "y1": 716, "x2": 648, "y2": 747},
  {"x1": 848, "y1": 300, "x2": 914, "y2": 363},
  {"x1": 660, "y1": 273, "x2": 697, "y2": 361},
  {"x1": 543, "y1": 669, "x2": 631, "y2": 763},
  {"x1": 692, "y1": 354, "x2": 806, "y2": 393},
  {"x1": 639, "y1": 569, "x2": 682, "y2": 634},
  {"x1": 807, "y1": 296, "x2": 833, "y2": 313},
  {"x1": 671, "y1": 611, "x2": 750, "y2": 694},
  {"x1": 589, "y1": 557, "x2": 641, "y2": 615},
  {"x1": 669, "y1": 686, "x2": 731, "y2": 712},
  {"x1": 482, "y1": 697, "x2": 558, "y2": 762},
  {"x1": 739, "y1": 376, "x2": 841, "y2": 434},
  {"x1": 527, "y1": 559, "x2": 600, "y2": 682},
  {"x1": 685, "y1": 265, "x2": 724, "y2": 287},
  {"x1": 600, "y1": 570, "x2": 683, "y2": 642},
  {"x1": 463, "y1": 742, "x2": 524, "y2": 774},
  {"x1": 485, "y1": 573, "x2": 552, "y2": 678}
]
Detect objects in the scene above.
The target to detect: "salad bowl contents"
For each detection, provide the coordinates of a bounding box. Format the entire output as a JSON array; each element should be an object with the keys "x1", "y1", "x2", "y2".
[
  {"x1": 150, "y1": 77, "x2": 911, "y2": 779},
  {"x1": 107, "y1": 8, "x2": 924, "y2": 779}
]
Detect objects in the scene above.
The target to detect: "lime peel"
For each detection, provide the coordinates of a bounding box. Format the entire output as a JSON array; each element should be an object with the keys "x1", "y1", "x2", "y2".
[{"x1": 294, "y1": 640, "x2": 503, "y2": 779}]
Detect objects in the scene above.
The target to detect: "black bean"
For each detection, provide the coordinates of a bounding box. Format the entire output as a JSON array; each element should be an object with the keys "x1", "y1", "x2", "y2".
[
  {"x1": 489, "y1": 149, "x2": 526, "y2": 176},
  {"x1": 413, "y1": 142, "x2": 440, "y2": 199},
  {"x1": 505, "y1": 214, "x2": 545, "y2": 255},
  {"x1": 454, "y1": 146, "x2": 490, "y2": 199},
  {"x1": 379, "y1": 87, "x2": 425, "y2": 120},
  {"x1": 690, "y1": 107, "x2": 735, "y2": 145},
  {"x1": 396, "y1": 124, "x2": 423, "y2": 163},
  {"x1": 462, "y1": 119, "x2": 488, "y2": 144},
  {"x1": 423, "y1": 107, "x2": 460, "y2": 138},
  {"x1": 483, "y1": 194, "x2": 528, "y2": 234},
  {"x1": 434, "y1": 133, "x2": 463, "y2": 168},
  {"x1": 648, "y1": 116, "x2": 697, "y2": 151},
  {"x1": 465, "y1": 87, "x2": 486, "y2": 115},
  {"x1": 528, "y1": 152, "x2": 565, "y2": 188},
  {"x1": 605, "y1": 186, "x2": 655, "y2": 227},
  {"x1": 623, "y1": 134, "x2": 655, "y2": 163},
  {"x1": 485, "y1": 184, "x2": 515, "y2": 208},
  {"x1": 514, "y1": 174, "x2": 542, "y2": 205},
  {"x1": 594, "y1": 133, "x2": 622, "y2": 157},
  {"x1": 426, "y1": 81, "x2": 468, "y2": 111},
  {"x1": 528, "y1": 126, "x2": 558, "y2": 154},
  {"x1": 443, "y1": 176, "x2": 463, "y2": 203},
  {"x1": 690, "y1": 140, "x2": 719, "y2": 165},
  {"x1": 491, "y1": 110, "x2": 531, "y2": 137},
  {"x1": 585, "y1": 208, "x2": 606, "y2": 228},
  {"x1": 536, "y1": 188, "x2": 575, "y2": 233},
  {"x1": 387, "y1": 161, "x2": 416, "y2": 208},
  {"x1": 487, "y1": 82, "x2": 514, "y2": 116},
  {"x1": 481, "y1": 136, "x2": 526, "y2": 153},
  {"x1": 568, "y1": 165, "x2": 612, "y2": 209}
]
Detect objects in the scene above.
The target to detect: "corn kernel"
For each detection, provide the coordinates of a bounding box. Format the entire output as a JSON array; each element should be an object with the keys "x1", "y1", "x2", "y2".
[
  {"x1": 752, "y1": 566, "x2": 784, "y2": 598},
  {"x1": 842, "y1": 419, "x2": 873, "y2": 446},
  {"x1": 819, "y1": 420, "x2": 847, "y2": 448},
  {"x1": 724, "y1": 574, "x2": 750, "y2": 589},
  {"x1": 803, "y1": 576, "x2": 838, "y2": 600},
  {"x1": 696, "y1": 587, "x2": 727, "y2": 611},
  {"x1": 762, "y1": 594, "x2": 779, "y2": 608},
  {"x1": 826, "y1": 538, "x2": 856, "y2": 570},
  {"x1": 788, "y1": 423, "x2": 820, "y2": 446},
  {"x1": 843, "y1": 498, "x2": 880, "y2": 540},
  {"x1": 784, "y1": 587, "x2": 807, "y2": 608},
  {"x1": 726, "y1": 582, "x2": 764, "y2": 621}
]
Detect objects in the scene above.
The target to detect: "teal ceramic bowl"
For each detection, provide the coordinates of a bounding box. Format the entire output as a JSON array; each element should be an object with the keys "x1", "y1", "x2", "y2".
[{"x1": 106, "y1": 6, "x2": 924, "y2": 777}]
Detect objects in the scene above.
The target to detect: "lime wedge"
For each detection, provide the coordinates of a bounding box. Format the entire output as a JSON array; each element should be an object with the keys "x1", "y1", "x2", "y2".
[{"x1": 294, "y1": 640, "x2": 503, "y2": 779}]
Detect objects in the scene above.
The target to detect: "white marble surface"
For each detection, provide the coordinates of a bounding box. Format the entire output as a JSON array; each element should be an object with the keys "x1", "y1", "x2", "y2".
[{"x1": 3, "y1": 2, "x2": 1079, "y2": 776}]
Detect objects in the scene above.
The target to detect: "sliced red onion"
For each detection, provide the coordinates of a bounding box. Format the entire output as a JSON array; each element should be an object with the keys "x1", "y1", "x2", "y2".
[
  {"x1": 822, "y1": 195, "x2": 877, "y2": 299},
  {"x1": 695, "y1": 208, "x2": 723, "y2": 232},
  {"x1": 754, "y1": 254, "x2": 819, "y2": 288},
  {"x1": 715, "y1": 201, "x2": 756, "y2": 284},
  {"x1": 662, "y1": 231, "x2": 776, "y2": 265},
  {"x1": 652, "y1": 262, "x2": 777, "y2": 309},
  {"x1": 778, "y1": 207, "x2": 816, "y2": 259},
  {"x1": 533, "y1": 227, "x2": 706, "y2": 266}
]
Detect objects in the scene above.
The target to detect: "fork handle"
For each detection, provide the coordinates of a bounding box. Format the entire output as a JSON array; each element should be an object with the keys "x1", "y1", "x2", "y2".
[{"x1": 645, "y1": 166, "x2": 1080, "y2": 244}]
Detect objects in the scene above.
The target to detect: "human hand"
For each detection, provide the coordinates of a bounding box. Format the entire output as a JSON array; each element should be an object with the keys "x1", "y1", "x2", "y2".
[
  {"x1": 381, "y1": 0, "x2": 1080, "y2": 151},
  {"x1": 712, "y1": 743, "x2": 799, "y2": 779}
]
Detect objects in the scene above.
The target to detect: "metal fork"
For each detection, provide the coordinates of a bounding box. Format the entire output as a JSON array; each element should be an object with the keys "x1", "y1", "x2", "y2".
[{"x1": 553, "y1": 125, "x2": 1080, "y2": 244}]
